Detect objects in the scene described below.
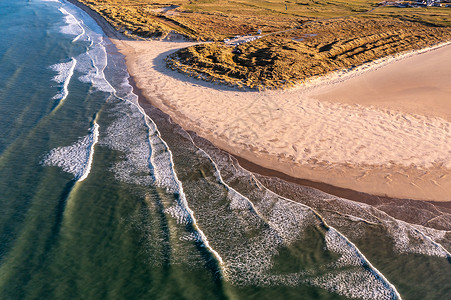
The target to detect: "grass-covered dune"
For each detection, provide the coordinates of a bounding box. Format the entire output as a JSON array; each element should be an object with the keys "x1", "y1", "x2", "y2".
[
  {"x1": 168, "y1": 18, "x2": 451, "y2": 89},
  {"x1": 78, "y1": 0, "x2": 451, "y2": 89}
]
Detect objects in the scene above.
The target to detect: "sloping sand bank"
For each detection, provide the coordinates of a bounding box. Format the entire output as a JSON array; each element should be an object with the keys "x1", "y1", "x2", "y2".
[{"x1": 112, "y1": 38, "x2": 451, "y2": 202}]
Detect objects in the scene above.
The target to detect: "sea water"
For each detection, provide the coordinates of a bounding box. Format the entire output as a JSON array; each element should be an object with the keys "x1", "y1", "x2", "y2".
[{"x1": 0, "y1": 1, "x2": 449, "y2": 299}]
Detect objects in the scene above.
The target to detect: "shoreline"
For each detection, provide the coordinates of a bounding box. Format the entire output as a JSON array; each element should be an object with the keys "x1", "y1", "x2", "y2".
[
  {"x1": 118, "y1": 36, "x2": 451, "y2": 201},
  {"x1": 67, "y1": 0, "x2": 451, "y2": 202},
  {"x1": 126, "y1": 58, "x2": 451, "y2": 210},
  {"x1": 128, "y1": 56, "x2": 451, "y2": 212},
  {"x1": 124, "y1": 58, "x2": 451, "y2": 210}
]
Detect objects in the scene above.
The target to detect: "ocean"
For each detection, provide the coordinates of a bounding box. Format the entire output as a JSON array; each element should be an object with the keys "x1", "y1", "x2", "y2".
[{"x1": 0, "y1": 0, "x2": 449, "y2": 299}]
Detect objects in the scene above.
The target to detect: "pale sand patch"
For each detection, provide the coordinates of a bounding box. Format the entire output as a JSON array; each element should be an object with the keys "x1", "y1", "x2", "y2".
[
  {"x1": 110, "y1": 37, "x2": 451, "y2": 202},
  {"x1": 313, "y1": 44, "x2": 451, "y2": 122}
]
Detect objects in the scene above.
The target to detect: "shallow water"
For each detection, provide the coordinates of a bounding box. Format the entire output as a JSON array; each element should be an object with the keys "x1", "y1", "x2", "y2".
[{"x1": 0, "y1": 1, "x2": 449, "y2": 299}]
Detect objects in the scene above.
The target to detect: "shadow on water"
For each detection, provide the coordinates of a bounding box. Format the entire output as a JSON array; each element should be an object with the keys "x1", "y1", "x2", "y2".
[
  {"x1": 44, "y1": 179, "x2": 77, "y2": 253},
  {"x1": 151, "y1": 185, "x2": 229, "y2": 299},
  {"x1": 150, "y1": 188, "x2": 173, "y2": 267}
]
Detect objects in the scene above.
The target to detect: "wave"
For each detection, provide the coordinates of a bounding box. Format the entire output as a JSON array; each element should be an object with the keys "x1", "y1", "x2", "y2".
[
  {"x1": 53, "y1": 1, "x2": 446, "y2": 298},
  {"x1": 76, "y1": 36, "x2": 115, "y2": 94},
  {"x1": 313, "y1": 193, "x2": 451, "y2": 258},
  {"x1": 100, "y1": 95, "x2": 226, "y2": 273},
  {"x1": 248, "y1": 184, "x2": 402, "y2": 299},
  {"x1": 55, "y1": 5, "x2": 229, "y2": 271},
  {"x1": 315, "y1": 228, "x2": 401, "y2": 299},
  {"x1": 50, "y1": 57, "x2": 77, "y2": 108},
  {"x1": 58, "y1": 7, "x2": 85, "y2": 42},
  {"x1": 78, "y1": 122, "x2": 99, "y2": 181},
  {"x1": 41, "y1": 121, "x2": 99, "y2": 182},
  {"x1": 144, "y1": 115, "x2": 226, "y2": 268}
]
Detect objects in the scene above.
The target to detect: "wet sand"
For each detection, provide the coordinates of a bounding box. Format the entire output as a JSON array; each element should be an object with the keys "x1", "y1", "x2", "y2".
[{"x1": 69, "y1": 0, "x2": 451, "y2": 202}]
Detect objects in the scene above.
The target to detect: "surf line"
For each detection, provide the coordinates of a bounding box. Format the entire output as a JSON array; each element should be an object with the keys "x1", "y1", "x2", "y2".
[
  {"x1": 144, "y1": 113, "x2": 226, "y2": 268},
  {"x1": 80, "y1": 32, "x2": 227, "y2": 274},
  {"x1": 77, "y1": 119, "x2": 99, "y2": 182},
  {"x1": 58, "y1": 6, "x2": 86, "y2": 42},
  {"x1": 51, "y1": 57, "x2": 77, "y2": 113},
  {"x1": 61, "y1": 0, "x2": 226, "y2": 275},
  {"x1": 189, "y1": 138, "x2": 402, "y2": 297}
]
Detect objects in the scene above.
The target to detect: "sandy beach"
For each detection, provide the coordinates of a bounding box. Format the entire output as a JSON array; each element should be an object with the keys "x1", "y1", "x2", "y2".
[
  {"x1": 115, "y1": 38, "x2": 451, "y2": 202},
  {"x1": 313, "y1": 44, "x2": 451, "y2": 122},
  {"x1": 69, "y1": 0, "x2": 451, "y2": 202}
]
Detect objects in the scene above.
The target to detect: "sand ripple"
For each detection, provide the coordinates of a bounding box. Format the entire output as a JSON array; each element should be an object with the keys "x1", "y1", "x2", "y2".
[{"x1": 114, "y1": 39, "x2": 451, "y2": 201}]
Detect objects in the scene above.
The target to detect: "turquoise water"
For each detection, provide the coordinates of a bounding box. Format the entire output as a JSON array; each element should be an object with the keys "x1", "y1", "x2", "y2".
[{"x1": 0, "y1": 1, "x2": 449, "y2": 299}]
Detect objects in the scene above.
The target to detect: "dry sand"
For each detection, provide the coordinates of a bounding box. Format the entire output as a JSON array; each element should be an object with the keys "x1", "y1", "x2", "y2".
[
  {"x1": 313, "y1": 44, "x2": 451, "y2": 122},
  {"x1": 110, "y1": 37, "x2": 451, "y2": 202},
  {"x1": 68, "y1": 0, "x2": 451, "y2": 202}
]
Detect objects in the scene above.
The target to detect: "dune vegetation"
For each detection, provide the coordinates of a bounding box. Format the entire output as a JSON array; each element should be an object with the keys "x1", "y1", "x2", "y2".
[{"x1": 77, "y1": 0, "x2": 451, "y2": 89}]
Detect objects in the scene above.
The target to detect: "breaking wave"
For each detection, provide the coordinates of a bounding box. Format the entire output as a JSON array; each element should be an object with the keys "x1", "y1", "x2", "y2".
[
  {"x1": 58, "y1": 7, "x2": 85, "y2": 42},
  {"x1": 41, "y1": 121, "x2": 99, "y2": 182},
  {"x1": 39, "y1": 1, "x2": 451, "y2": 299},
  {"x1": 50, "y1": 57, "x2": 77, "y2": 108}
]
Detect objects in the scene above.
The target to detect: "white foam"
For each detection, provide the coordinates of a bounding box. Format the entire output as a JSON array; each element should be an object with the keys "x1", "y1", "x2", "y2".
[
  {"x1": 42, "y1": 122, "x2": 99, "y2": 181},
  {"x1": 77, "y1": 36, "x2": 115, "y2": 93},
  {"x1": 186, "y1": 134, "x2": 272, "y2": 228},
  {"x1": 390, "y1": 220, "x2": 451, "y2": 258},
  {"x1": 78, "y1": 122, "x2": 99, "y2": 181},
  {"x1": 50, "y1": 57, "x2": 77, "y2": 106},
  {"x1": 317, "y1": 195, "x2": 451, "y2": 258},
  {"x1": 305, "y1": 270, "x2": 399, "y2": 300},
  {"x1": 58, "y1": 7, "x2": 85, "y2": 42},
  {"x1": 190, "y1": 143, "x2": 403, "y2": 298},
  {"x1": 322, "y1": 228, "x2": 401, "y2": 299},
  {"x1": 143, "y1": 112, "x2": 226, "y2": 267}
]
